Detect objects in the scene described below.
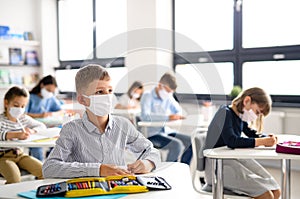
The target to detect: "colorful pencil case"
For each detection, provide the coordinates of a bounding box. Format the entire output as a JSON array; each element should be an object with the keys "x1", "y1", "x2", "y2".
[
  {"x1": 276, "y1": 141, "x2": 300, "y2": 155},
  {"x1": 36, "y1": 175, "x2": 171, "y2": 198}
]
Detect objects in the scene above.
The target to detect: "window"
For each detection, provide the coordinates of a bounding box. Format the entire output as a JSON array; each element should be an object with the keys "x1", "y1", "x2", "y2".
[
  {"x1": 243, "y1": 61, "x2": 300, "y2": 95},
  {"x1": 95, "y1": 0, "x2": 127, "y2": 58},
  {"x1": 243, "y1": 0, "x2": 300, "y2": 48},
  {"x1": 175, "y1": 63, "x2": 233, "y2": 95},
  {"x1": 175, "y1": 0, "x2": 233, "y2": 52},
  {"x1": 58, "y1": 0, "x2": 127, "y2": 66},
  {"x1": 58, "y1": 0, "x2": 93, "y2": 61},
  {"x1": 174, "y1": 0, "x2": 300, "y2": 105}
]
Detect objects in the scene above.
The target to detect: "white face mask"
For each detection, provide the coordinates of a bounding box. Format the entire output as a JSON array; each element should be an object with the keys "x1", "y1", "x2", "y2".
[
  {"x1": 158, "y1": 88, "x2": 172, "y2": 100},
  {"x1": 9, "y1": 107, "x2": 25, "y2": 119},
  {"x1": 240, "y1": 108, "x2": 258, "y2": 122},
  {"x1": 131, "y1": 92, "x2": 140, "y2": 99},
  {"x1": 83, "y1": 94, "x2": 113, "y2": 116},
  {"x1": 41, "y1": 88, "x2": 54, "y2": 99}
]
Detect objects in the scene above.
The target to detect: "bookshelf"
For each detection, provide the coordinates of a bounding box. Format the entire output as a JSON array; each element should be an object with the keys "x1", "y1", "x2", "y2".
[{"x1": 0, "y1": 39, "x2": 41, "y2": 90}]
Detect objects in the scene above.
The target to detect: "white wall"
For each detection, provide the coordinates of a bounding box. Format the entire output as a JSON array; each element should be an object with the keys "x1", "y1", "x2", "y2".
[
  {"x1": 0, "y1": 0, "x2": 58, "y2": 77},
  {"x1": 126, "y1": 0, "x2": 173, "y2": 87}
]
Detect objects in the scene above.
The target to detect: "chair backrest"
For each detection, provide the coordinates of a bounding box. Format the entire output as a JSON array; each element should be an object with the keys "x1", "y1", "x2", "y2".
[
  {"x1": 192, "y1": 129, "x2": 207, "y2": 171},
  {"x1": 191, "y1": 129, "x2": 251, "y2": 199}
]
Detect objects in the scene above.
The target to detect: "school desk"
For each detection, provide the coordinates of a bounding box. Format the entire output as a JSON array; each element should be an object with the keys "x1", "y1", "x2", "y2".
[
  {"x1": 0, "y1": 162, "x2": 202, "y2": 199},
  {"x1": 137, "y1": 114, "x2": 208, "y2": 137},
  {"x1": 203, "y1": 134, "x2": 300, "y2": 199}
]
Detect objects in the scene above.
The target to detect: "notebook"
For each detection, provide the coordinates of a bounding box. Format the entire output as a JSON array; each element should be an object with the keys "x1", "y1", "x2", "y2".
[{"x1": 14, "y1": 127, "x2": 61, "y2": 142}]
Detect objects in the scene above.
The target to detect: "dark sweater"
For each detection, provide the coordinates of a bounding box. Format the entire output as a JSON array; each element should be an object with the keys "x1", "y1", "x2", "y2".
[{"x1": 205, "y1": 105, "x2": 260, "y2": 150}]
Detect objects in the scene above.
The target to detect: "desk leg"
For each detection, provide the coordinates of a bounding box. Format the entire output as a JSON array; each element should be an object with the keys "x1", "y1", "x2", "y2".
[
  {"x1": 140, "y1": 126, "x2": 148, "y2": 138},
  {"x1": 281, "y1": 159, "x2": 291, "y2": 199},
  {"x1": 212, "y1": 158, "x2": 223, "y2": 199}
]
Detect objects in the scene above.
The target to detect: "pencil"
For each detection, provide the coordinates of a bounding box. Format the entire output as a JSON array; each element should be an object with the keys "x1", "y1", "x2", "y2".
[
  {"x1": 17, "y1": 118, "x2": 26, "y2": 133},
  {"x1": 136, "y1": 148, "x2": 147, "y2": 161}
]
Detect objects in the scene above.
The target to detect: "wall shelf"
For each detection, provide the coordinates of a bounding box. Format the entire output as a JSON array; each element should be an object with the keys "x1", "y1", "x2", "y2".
[{"x1": 0, "y1": 40, "x2": 40, "y2": 47}]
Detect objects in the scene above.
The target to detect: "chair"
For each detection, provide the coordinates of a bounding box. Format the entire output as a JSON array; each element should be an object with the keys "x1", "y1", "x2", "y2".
[{"x1": 191, "y1": 129, "x2": 251, "y2": 199}]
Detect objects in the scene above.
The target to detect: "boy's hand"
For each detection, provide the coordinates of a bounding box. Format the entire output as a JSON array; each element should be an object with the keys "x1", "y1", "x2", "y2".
[
  {"x1": 99, "y1": 164, "x2": 132, "y2": 176},
  {"x1": 127, "y1": 160, "x2": 154, "y2": 174}
]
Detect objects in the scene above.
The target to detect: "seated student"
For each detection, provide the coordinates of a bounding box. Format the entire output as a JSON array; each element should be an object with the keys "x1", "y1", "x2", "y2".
[
  {"x1": 204, "y1": 87, "x2": 280, "y2": 199},
  {"x1": 0, "y1": 86, "x2": 45, "y2": 184},
  {"x1": 26, "y1": 75, "x2": 63, "y2": 118},
  {"x1": 25, "y1": 75, "x2": 63, "y2": 161},
  {"x1": 42, "y1": 64, "x2": 161, "y2": 178},
  {"x1": 115, "y1": 81, "x2": 144, "y2": 110},
  {"x1": 140, "y1": 72, "x2": 193, "y2": 165}
]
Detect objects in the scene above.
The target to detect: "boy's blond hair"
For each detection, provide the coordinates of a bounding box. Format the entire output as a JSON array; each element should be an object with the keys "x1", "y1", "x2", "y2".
[{"x1": 75, "y1": 64, "x2": 110, "y2": 94}]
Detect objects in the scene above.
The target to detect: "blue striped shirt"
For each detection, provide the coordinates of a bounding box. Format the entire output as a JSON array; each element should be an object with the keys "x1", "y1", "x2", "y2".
[{"x1": 42, "y1": 112, "x2": 161, "y2": 178}]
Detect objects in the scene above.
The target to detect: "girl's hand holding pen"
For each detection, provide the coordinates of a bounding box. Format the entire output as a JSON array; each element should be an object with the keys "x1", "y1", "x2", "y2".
[
  {"x1": 16, "y1": 131, "x2": 30, "y2": 140},
  {"x1": 255, "y1": 134, "x2": 278, "y2": 147}
]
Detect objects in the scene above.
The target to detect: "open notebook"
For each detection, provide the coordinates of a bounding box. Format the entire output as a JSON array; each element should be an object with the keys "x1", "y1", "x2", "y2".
[{"x1": 14, "y1": 127, "x2": 61, "y2": 142}]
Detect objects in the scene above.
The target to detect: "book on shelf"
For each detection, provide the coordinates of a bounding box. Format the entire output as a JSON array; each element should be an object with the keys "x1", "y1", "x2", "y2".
[
  {"x1": 9, "y1": 48, "x2": 23, "y2": 65},
  {"x1": 24, "y1": 50, "x2": 39, "y2": 66}
]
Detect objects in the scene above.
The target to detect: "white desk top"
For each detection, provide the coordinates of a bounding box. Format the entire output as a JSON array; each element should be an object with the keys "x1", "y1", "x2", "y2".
[
  {"x1": 204, "y1": 134, "x2": 300, "y2": 160},
  {"x1": 0, "y1": 162, "x2": 201, "y2": 199},
  {"x1": 0, "y1": 139, "x2": 56, "y2": 148},
  {"x1": 0, "y1": 128, "x2": 60, "y2": 148},
  {"x1": 138, "y1": 114, "x2": 208, "y2": 128}
]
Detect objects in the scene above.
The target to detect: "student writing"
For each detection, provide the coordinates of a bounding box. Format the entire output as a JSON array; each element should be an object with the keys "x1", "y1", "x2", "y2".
[
  {"x1": 140, "y1": 72, "x2": 193, "y2": 165},
  {"x1": 115, "y1": 81, "x2": 144, "y2": 110},
  {"x1": 25, "y1": 75, "x2": 63, "y2": 161},
  {"x1": 0, "y1": 86, "x2": 45, "y2": 184},
  {"x1": 204, "y1": 87, "x2": 280, "y2": 199},
  {"x1": 42, "y1": 64, "x2": 161, "y2": 178}
]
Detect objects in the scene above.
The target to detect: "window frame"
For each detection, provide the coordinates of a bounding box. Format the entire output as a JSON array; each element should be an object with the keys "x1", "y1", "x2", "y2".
[
  {"x1": 56, "y1": 0, "x2": 125, "y2": 69},
  {"x1": 173, "y1": 0, "x2": 300, "y2": 107}
]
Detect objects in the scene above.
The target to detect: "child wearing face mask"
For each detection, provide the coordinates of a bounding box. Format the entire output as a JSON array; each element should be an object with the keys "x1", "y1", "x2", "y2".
[
  {"x1": 26, "y1": 75, "x2": 63, "y2": 119},
  {"x1": 0, "y1": 86, "x2": 45, "y2": 184},
  {"x1": 25, "y1": 75, "x2": 63, "y2": 161},
  {"x1": 115, "y1": 81, "x2": 144, "y2": 110},
  {"x1": 139, "y1": 72, "x2": 193, "y2": 166},
  {"x1": 42, "y1": 64, "x2": 161, "y2": 179},
  {"x1": 203, "y1": 87, "x2": 281, "y2": 199}
]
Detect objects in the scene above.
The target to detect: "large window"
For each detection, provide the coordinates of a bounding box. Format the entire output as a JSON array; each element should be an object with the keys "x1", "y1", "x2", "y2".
[
  {"x1": 58, "y1": 0, "x2": 127, "y2": 66},
  {"x1": 95, "y1": 0, "x2": 127, "y2": 59},
  {"x1": 175, "y1": 0, "x2": 233, "y2": 52},
  {"x1": 175, "y1": 63, "x2": 233, "y2": 95},
  {"x1": 243, "y1": 61, "x2": 300, "y2": 95},
  {"x1": 174, "y1": 0, "x2": 300, "y2": 105},
  {"x1": 243, "y1": 0, "x2": 300, "y2": 48},
  {"x1": 58, "y1": 0, "x2": 93, "y2": 61}
]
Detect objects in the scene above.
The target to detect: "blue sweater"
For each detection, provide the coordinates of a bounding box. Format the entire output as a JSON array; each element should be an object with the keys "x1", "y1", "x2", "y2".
[{"x1": 205, "y1": 105, "x2": 260, "y2": 149}]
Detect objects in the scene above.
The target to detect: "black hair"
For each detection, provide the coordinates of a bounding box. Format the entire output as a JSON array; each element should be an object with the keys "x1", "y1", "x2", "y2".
[
  {"x1": 30, "y1": 75, "x2": 57, "y2": 94},
  {"x1": 4, "y1": 86, "x2": 29, "y2": 112}
]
